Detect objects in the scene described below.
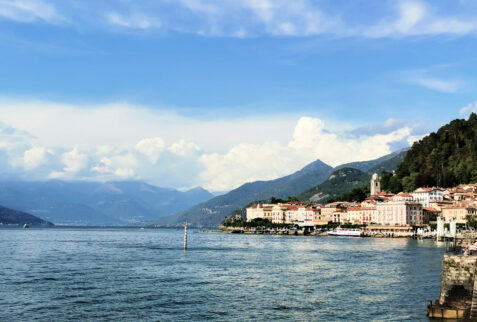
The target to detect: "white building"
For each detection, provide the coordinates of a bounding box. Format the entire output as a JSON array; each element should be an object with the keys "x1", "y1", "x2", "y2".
[
  {"x1": 272, "y1": 205, "x2": 288, "y2": 224},
  {"x1": 246, "y1": 204, "x2": 273, "y2": 222},
  {"x1": 412, "y1": 188, "x2": 443, "y2": 207}
]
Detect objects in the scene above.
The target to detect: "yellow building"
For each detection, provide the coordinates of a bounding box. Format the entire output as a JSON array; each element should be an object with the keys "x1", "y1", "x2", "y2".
[
  {"x1": 246, "y1": 204, "x2": 273, "y2": 222},
  {"x1": 441, "y1": 206, "x2": 477, "y2": 224}
]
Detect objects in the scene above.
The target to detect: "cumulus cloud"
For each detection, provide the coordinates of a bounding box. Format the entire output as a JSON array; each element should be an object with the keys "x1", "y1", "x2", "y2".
[
  {"x1": 199, "y1": 116, "x2": 415, "y2": 191},
  {"x1": 135, "y1": 137, "x2": 166, "y2": 163},
  {"x1": 0, "y1": 100, "x2": 425, "y2": 191},
  {"x1": 23, "y1": 146, "x2": 47, "y2": 170},
  {"x1": 62, "y1": 148, "x2": 88, "y2": 173},
  {"x1": 169, "y1": 139, "x2": 200, "y2": 157},
  {"x1": 460, "y1": 101, "x2": 477, "y2": 116}
]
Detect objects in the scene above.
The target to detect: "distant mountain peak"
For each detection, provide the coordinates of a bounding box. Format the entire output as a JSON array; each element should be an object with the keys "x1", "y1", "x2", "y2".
[{"x1": 299, "y1": 159, "x2": 332, "y2": 173}]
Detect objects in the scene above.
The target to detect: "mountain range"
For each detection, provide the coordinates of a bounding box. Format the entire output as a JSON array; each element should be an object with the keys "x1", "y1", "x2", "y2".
[
  {"x1": 0, "y1": 205, "x2": 54, "y2": 227},
  {"x1": 0, "y1": 181, "x2": 213, "y2": 226},
  {"x1": 298, "y1": 149, "x2": 408, "y2": 203},
  {"x1": 158, "y1": 148, "x2": 408, "y2": 227}
]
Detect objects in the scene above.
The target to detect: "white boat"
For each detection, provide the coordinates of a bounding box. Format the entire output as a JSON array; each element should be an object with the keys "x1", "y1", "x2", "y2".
[{"x1": 327, "y1": 228, "x2": 362, "y2": 237}]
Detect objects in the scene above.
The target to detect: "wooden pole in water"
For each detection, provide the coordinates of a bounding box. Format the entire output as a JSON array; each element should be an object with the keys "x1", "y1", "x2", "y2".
[{"x1": 184, "y1": 223, "x2": 188, "y2": 250}]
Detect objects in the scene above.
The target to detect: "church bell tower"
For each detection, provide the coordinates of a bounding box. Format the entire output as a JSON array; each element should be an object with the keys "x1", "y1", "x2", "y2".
[{"x1": 370, "y1": 173, "x2": 381, "y2": 196}]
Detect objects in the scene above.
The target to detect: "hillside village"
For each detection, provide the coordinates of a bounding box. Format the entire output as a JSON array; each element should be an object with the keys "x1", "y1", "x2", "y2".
[{"x1": 243, "y1": 173, "x2": 477, "y2": 233}]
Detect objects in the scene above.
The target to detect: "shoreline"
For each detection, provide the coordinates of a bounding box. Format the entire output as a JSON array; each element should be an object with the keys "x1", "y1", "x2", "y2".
[{"x1": 218, "y1": 227, "x2": 419, "y2": 238}]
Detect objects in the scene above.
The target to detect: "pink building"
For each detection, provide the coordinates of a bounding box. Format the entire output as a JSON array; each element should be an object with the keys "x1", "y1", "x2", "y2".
[{"x1": 375, "y1": 201, "x2": 423, "y2": 226}]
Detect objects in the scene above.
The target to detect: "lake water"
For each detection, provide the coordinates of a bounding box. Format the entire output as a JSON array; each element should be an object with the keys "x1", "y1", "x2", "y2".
[{"x1": 0, "y1": 228, "x2": 445, "y2": 321}]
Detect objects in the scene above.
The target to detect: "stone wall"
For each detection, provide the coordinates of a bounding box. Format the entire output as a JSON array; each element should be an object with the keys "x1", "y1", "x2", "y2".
[{"x1": 439, "y1": 254, "x2": 477, "y2": 309}]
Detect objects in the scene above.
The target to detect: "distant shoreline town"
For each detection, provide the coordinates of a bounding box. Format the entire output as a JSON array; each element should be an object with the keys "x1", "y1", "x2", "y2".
[{"x1": 221, "y1": 173, "x2": 477, "y2": 237}]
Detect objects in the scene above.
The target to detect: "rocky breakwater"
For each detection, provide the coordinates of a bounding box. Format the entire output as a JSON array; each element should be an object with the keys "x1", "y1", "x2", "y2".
[{"x1": 427, "y1": 254, "x2": 477, "y2": 319}]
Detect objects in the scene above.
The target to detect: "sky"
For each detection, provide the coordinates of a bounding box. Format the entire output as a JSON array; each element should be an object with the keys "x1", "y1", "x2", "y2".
[{"x1": 0, "y1": 0, "x2": 476, "y2": 192}]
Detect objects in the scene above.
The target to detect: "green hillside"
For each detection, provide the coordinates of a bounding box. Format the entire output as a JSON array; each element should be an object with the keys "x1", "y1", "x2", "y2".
[
  {"x1": 395, "y1": 113, "x2": 477, "y2": 191},
  {"x1": 298, "y1": 168, "x2": 370, "y2": 203},
  {"x1": 298, "y1": 149, "x2": 407, "y2": 203}
]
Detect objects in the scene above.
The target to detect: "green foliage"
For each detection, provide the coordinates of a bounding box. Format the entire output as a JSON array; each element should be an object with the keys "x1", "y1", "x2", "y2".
[
  {"x1": 381, "y1": 171, "x2": 404, "y2": 193},
  {"x1": 466, "y1": 215, "x2": 477, "y2": 229},
  {"x1": 395, "y1": 113, "x2": 477, "y2": 191},
  {"x1": 222, "y1": 217, "x2": 290, "y2": 229},
  {"x1": 327, "y1": 185, "x2": 369, "y2": 203}
]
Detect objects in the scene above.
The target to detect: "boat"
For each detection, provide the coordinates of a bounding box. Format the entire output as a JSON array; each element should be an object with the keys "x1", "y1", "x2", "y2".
[
  {"x1": 327, "y1": 228, "x2": 362, "y2": 237},
  {"x1": 23, "y1": 224, "x2": 30, "y2": 229}
]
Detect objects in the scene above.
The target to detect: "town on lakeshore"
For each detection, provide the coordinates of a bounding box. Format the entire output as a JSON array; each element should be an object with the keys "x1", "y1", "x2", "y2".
[{"x1": 222, "y1": 173, "x2": 477, "y2": 237}]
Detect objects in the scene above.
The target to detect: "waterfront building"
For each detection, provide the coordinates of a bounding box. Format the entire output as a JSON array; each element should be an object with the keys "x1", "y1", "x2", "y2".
[
  {"x1": 310, "y1": 206, "x2": 329, "y2": 226},
  {"x1": 321, "y1": 202, "x2": 349, "y2": 223},
  {"x1": 376, "y1": 201, "x2": 423, "y2": 226},
  {"x1": 370, "y1": 173, "x2": 381, "y2": 196},
  {"x1": 246, "y1": 204, "x2": 273, "y2": 222},
  {"x1": 271, "y1": 204, "x2": 288, "y2": 224},
  {"x1": 286, "y1": 206, "x2": 299, "y2": 224},
  {"x1": 441, "y1": 204, "x2": 477, "y2": 224},
  {"x1": 346, "y1": 207, "x2": 363, "y2": 224},
  {"x1": 296, "y1": 207, "x2": 315, "y2": 227},
  {"x1": 361, "y1": 200, "x2": 377, "y2": 224},
  {"x1": 412, "y1": 187, "x2": 443, "y2": 207}
]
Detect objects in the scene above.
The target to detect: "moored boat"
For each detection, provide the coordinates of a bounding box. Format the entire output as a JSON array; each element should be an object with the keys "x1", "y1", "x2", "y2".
[{"x1": 327, "y1": 228, "x2": 362, "y2": 237}]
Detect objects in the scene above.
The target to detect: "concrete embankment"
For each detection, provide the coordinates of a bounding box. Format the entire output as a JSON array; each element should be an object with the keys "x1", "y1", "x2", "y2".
[{"x1": 427, "y1": 254, "x2": 477, "y2": 319}]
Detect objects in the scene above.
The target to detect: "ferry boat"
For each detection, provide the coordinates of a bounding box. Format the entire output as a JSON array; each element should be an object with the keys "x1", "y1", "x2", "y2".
[{"x1": 327, "y1": 228, "x2": 362, "y2": 237}]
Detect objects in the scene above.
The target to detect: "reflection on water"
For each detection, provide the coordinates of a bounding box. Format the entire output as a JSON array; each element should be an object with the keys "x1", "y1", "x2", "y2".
[{"x1": 0, "y1": 228, "x2": 444, "y2": 321}]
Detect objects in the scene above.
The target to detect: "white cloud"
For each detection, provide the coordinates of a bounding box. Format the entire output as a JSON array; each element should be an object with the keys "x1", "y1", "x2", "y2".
[
  {"x1": 169, "y1": 139, "x2": 200, "y2": 156},
  {"x1": 114, "y1": 167, "x2": 136, "y2": 178},
  {"x1": 0, "y1": 99, "x2": 423, "y2": 191},
  {"x1": 0, "y1": 99, "x2": 296, "y2": 151},
  {"x1": 400, "y1": 69, "x2": 461, "y2": 93},
  {"x1": 360, "y1": 1, "x2": 477, "y2": 38},
  {"x1": 62, "y1": 147, "x2": 87, "y2": 173},
  {"x1": 4, "y1": 1, "x2": 477, "y2": 38},
  {"x1": 0, "y1": 0, "x2": 63, "y2": 23},
  {"x1": 106, "y1": 12, "x2": 160, "y2": 29},
  {"x1": 199, "y1": 116, "x2": 414, "y2": 191},
  {"x1": 408, "y1": 76, "x2": 460, "y2": 93},
  {"x1": 135, "y1": 137, "x2": 166, "y2": 163},
  {"x1": 460, "y1": 101, "x2": 477, "y2": 115},
  {"x1": 23, "y1": 146, "x2": 46, "y2": 170},
  {"x1": 91, "y1": 157, "x2": 112, "y2": 174}
]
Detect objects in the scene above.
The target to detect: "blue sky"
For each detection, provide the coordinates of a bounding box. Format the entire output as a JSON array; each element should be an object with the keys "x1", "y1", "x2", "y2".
[{"x1": 0, "y1": 0, "x2": 476, "y2": 191}]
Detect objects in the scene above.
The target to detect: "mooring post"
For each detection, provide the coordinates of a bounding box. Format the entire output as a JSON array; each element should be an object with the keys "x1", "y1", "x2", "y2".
[{"x1": 184, "y1": 223, "x2": 188, "y2": 250}]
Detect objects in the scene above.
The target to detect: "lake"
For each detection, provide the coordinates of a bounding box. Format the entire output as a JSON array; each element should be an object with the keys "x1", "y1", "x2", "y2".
[{"x1": 0, "y1": 227, "x2": 445, "y2": 321}]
